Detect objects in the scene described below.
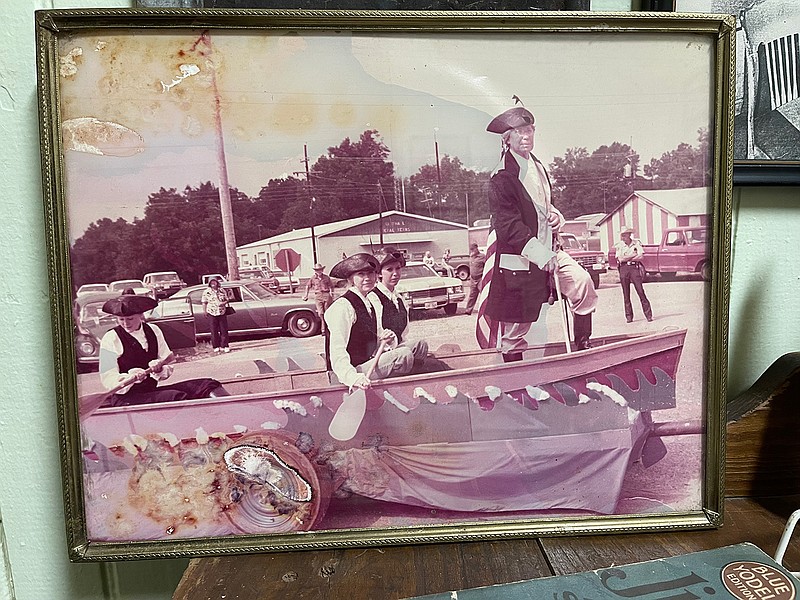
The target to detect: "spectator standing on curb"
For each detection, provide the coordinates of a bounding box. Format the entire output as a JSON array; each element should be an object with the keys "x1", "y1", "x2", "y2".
[{"x1": 201, "y1": 277, "x2": 231, "y2": 353}]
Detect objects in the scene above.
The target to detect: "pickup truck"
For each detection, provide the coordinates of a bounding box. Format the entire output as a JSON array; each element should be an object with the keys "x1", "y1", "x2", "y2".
[
  {"x1": 558, "y1": 233, "x2": 607, "y2": 289},
  {"x1": 436, "y1": 233, "x2": 606, "y2": 288},
  {"x1": 608, "y1": 226, "x2": 709, "y2": 280}
]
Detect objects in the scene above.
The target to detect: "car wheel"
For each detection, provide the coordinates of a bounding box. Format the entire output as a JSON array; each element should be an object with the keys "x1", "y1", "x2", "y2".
[
  {"x1": 590, "y1": 271, "x2": 600, "y2": 289},
  {"x1": 700, "y1": 261, "x2": 711, "y2": 281},
  {"x1": 443, "y1": 303, "x2": 458, "y2": 316},
  {"x1": 456, "y1": 266, "x2": 470, "y2": 281},
  {"x1": 286, "y1": 311, "x2": 319, "y2": 338}
]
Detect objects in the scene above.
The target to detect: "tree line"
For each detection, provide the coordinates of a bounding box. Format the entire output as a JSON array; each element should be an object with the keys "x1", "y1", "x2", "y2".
[{"x1": 71, "y1": 128, "x2": 710, "y2": 287}]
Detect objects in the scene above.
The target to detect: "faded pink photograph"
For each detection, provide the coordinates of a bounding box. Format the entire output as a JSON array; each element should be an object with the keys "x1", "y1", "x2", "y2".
[{"x1": 56, "y1": 24, "x2": 718, "y2": 545}]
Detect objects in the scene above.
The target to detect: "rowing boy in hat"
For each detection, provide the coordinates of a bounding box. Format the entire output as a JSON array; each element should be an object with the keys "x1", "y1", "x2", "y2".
[
  {"x1": 370, "y1": 247, "x2": 429, "y2": 368},
  {"x1": 324, "y1": 253, "x2": 414, "y2": 390},
  {"x1": 482, "y1": 105, "x2": 598, "y2": 360},
  {"x1": 302, "y1": 262, "x2": 333, "y2": 334},
  {"x1": 98, "y1": 291, "x2": 227, "y2": 406}
]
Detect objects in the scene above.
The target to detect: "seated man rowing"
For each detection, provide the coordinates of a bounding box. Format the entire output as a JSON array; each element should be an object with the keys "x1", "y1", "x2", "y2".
[
  {"x1": 98, "y1": 291, "x2": 227, "y2": 406},
  {"x1": 324, "y1": 253, "x2": 414, "y2": 390}
]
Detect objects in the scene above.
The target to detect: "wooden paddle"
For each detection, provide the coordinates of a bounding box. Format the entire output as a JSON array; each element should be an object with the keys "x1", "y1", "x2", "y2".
[
  {"x1": 328, "y1": 339, "x2": 387, "y2": 442},
  {"x1": 79, "y1": 353, "x2": 175, "y2": 417}
]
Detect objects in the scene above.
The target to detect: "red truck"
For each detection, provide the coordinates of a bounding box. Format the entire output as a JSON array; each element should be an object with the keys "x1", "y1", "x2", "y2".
[
  {"x1": 440, "y1": 232, "x2": 607, "y2": 288},
  {"x1": 608, "y1": 226, "x2": 710, "y2": 280}
]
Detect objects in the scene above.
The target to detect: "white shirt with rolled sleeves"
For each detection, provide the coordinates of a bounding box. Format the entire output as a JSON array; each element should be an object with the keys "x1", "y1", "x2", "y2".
[
  {"x1": 99, "y1": 323, "x2": 173, "y2": 394},
  {"x1": 324, "y1": 287, "x2": 397, "y2": 389}
]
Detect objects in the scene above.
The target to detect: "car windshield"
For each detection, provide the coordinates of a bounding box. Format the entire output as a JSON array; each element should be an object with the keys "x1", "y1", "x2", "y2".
[
  {"x1": 560, "y1": 237, "x2": 582, "y2": 250},
  {"x1": 79, "y1": 284, "x2": 107, "y2": 292},
  {"x1": 81, "y1": 302, "x2": 117, "y2": 326},
  {"x1": 402, "y1": 265, "x2": 438, "y2": 279},
  {"x1": 246, "y1": 282, "x2": 277, "y2": 300},
  {"x1": 239, "y1": 270, "x2": 264, "y2": 279},
  {"x1": 271, "y1": 270, "x2": 289, "y2": 278},
  {"x1": 110, "y1": 280, "x2": 143, "y2": 291},
  {"x1": 152, "y1": 274, "x2": 179, "y2": 282}
]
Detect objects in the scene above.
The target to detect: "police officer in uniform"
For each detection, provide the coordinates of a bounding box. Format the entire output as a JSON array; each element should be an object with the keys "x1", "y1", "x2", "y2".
[
  {"x1": 302, "y1": 263, "x2": 333, "y2": 334},
  {"x1": 614, "y1": 226, "x2": 653, "y2": 323}
]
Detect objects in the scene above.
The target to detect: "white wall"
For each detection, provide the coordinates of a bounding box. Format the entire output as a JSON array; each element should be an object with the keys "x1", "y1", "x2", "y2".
[{"x1": 1, "y1": 2, "x2": 799, "y2": 598}]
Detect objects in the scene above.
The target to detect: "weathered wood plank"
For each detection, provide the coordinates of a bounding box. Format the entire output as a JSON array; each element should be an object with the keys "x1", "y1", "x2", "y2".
[
  {"x1": 541, "y1": 497, "x2": 800, "y2": 576},
  {"x1": 173, "y1": 539, "x2": 550, "y2": 600}
]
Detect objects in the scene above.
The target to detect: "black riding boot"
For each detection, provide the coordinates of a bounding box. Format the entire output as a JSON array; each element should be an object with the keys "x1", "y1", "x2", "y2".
[
  {"x1": 502, "y1": 352, "x2": 524, "y2": 363},
  {"x1": 573, "y1": 313, "x2": 593, "y2": 351}
]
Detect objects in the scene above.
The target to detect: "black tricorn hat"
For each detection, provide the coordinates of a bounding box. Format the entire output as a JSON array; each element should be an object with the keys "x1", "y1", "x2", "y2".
[
  {"x1": 486, "y1": 107, "x2": 535, "y2": 134},
  {"x1": 329, "y1": 253, "x2": 380, "y2": 279},
  {"x1": 374, "y1": 246, "x2": 406, "y2": 269},
  {"x1": 102, "y1": 293, "x2": 158, "y2": 316}
]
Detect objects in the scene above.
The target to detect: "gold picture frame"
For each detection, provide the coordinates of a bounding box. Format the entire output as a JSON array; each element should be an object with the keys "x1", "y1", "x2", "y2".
[{"x1": 36, "y1": 9, "x2": 734, "y2": 561}]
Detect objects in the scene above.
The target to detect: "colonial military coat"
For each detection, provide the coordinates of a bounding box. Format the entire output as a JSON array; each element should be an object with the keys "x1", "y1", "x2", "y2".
[{"x1": 485, "y1": 151, "x2": 550, "y2": 323}]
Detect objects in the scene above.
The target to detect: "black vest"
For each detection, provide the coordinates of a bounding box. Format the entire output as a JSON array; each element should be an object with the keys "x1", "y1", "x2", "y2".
[
  {"x1": 371, "y1": 287, "x2": 407, "y2": 341},
  {"x1": 327, "y1": 290, "x2": 377, "y2": 368},
  {"x1": 114, "y1": 324, "x2": 158, "y2": 393}
]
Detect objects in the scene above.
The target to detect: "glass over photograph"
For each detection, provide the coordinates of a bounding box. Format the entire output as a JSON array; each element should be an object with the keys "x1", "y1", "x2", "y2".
[{"x1": 37, "y1": 12, "x2": 732, "y2": 557}]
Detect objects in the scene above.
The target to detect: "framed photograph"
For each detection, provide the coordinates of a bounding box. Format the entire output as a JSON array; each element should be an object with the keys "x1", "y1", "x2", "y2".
[
  {"x1": 653, "y1": 1, "x2": 800, "y2": 184},
  {"x1": 36, "y1": 9, "x2": 734, "y2": 561}
]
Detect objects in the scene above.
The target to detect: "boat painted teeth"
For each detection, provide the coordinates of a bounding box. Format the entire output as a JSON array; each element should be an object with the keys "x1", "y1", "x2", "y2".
[{"x1": 79, "y1": 328, "x2": 694, "y2": 540}]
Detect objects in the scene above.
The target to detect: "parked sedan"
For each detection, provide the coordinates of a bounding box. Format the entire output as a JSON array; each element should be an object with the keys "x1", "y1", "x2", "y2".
[
  {"x1": 72, "y1": 291, "x2": 120, "y2": 369},
  {"x1": 76, "y1": 283, "x2": 109, "y2": 296},
  {"x1": 396, "y1": 262, "x2": 465, "y2": 315},
  {"x1": 108, "y1": 278, "x2": 155, "y2": 298},
  {"x1": 148, "y1": 280, "x2": 320, "y2": 339}
]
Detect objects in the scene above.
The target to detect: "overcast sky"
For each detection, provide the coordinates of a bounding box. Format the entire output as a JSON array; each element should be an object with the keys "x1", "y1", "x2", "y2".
[{"x1": 59, "y1": 28, "x2": 714, "y2": 240}]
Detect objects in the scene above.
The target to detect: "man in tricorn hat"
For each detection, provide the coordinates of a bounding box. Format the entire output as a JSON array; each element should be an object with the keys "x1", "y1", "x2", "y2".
[
  {"x1": 481, "y1": 105, "x2": 598, "y2": 360},
  {"x1": 98, "y1": 291, "x2": 227, "y2": 406},
  {"x1": 302, "y1": 262, "x2": 333, "y2": 334},
  {"x1": 324, "y1": 253, "x2": 414, "y2": 390}
]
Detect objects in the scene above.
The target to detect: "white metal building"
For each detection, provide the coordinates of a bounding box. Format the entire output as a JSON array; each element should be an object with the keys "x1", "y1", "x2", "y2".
[
  {"x1": 596, "y1": 187, "x2": 711, "y2": 253},
  {"x1": 237, "y1": 211, "x2": 469, "y2": 279}
]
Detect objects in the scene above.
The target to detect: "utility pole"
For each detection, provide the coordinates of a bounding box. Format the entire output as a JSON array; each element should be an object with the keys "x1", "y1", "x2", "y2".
[
  {"x1": 197, "y1": 31, "x2": 238, "y2": 280},
  {"x1": 303, "y1": 143, "x2": 318, "y2": 264},
  {"x1": 377, "y1": 183, "x2": 385, "y2": 246},
  {"x1": 433, "y1": 128, "x2": 442, "y2": 219}
]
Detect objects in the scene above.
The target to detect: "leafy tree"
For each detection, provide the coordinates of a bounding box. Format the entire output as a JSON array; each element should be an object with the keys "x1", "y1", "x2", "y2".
[
  {"x1": 70, "y1": 218, "x2": 137, "y2": 287},
  {"x1": 292, "y1": 130, "x2": 396, "y2": 230},
  {"x1": 406, "y1": 155, "x2": 490, "y2": 225},
  {"x1": 141, "y1": 182, "x2": 253, "y2": 283},
  {"x1": 643, "y1": 129, "x2": 711, "y2": 189},
  {"x1": 243, "y1": 177, "x2": 306, "y2": 241},
  {"x1": 549, "y1": 143, "x2": 640, "y2": 218}
]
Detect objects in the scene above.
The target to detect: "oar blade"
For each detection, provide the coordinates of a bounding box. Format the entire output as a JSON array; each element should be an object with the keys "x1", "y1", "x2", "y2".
[{"x1": 328, "y1": 389, "x2": 367, "y2": 441}]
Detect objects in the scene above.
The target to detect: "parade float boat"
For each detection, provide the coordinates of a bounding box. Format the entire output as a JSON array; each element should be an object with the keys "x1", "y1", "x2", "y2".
[{"x1": 79, "y1": 328, "x2": 695, "y2": 541}]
